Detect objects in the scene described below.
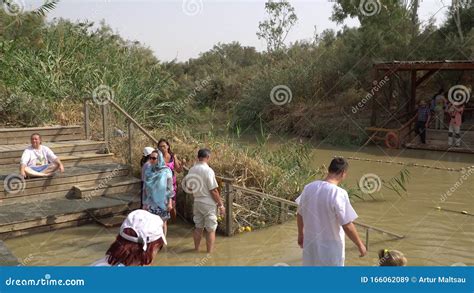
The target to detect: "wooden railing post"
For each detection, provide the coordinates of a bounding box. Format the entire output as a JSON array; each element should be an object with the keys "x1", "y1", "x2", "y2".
[
  {"x1": 101, "y1": 103, "x2": 110, "y2": 153},
  {"x1": 128, "y1": 120, "x2": 133, "y2": 166},
  {"x1": 224, "y1": 181, "x2": 234, "y2": 236},
  {"x1": 83, "y1": 98, "x2": 90, "y2": 140},
  {"x1": 278, "y1": 202, "x2": 287, "y2": 224}
]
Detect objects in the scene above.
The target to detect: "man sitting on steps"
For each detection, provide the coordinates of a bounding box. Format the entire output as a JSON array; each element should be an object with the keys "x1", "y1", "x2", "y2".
[{"x1": 19, "y1": 133, "x2": 64, "y2": 178}]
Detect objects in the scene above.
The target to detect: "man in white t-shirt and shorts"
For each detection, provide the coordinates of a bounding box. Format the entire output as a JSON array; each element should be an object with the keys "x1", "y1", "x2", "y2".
[
  {"x1": 183, "y1": 148, "x2": 225, "y2": 253},
  {"x1": 296, "y1": 157, "x2": 367, "y2": 266},
  {"x1": 20, "y1": 133, "x2": 64, "y2": 178}
]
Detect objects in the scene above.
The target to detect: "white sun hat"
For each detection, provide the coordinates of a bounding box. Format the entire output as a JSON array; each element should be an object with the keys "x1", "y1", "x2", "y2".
[
  {"x1": 143, "y1": 147, "x2": 155, "y2": 157},
  {"x1": 119, "y1": 209, "x2": 167, "y2": 251}
]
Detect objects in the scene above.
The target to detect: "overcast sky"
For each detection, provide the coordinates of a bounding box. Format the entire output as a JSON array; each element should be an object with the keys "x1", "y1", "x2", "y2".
[{"x1": 21, "y1": 0, "x2": 453, "y2": 61}]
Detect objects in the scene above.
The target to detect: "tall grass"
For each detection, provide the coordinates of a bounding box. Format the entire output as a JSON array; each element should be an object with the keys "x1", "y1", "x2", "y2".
[{"x1": 0, "y1": 12, "x2": 180, "y2": 127}]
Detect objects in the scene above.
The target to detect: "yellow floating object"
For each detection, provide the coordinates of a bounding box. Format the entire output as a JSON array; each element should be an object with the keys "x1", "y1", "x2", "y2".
[
  {"x1": 245, "y1": 226, "x2": 252, "y2": 232},
  {"x1": 436, "y1": 206, "x2": 441, "y2": 210}
]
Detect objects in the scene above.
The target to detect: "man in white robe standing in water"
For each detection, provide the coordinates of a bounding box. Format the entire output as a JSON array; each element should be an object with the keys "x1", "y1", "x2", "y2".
[{"x1": 296, "y1": 157, "x2": 366, "y2": 266}]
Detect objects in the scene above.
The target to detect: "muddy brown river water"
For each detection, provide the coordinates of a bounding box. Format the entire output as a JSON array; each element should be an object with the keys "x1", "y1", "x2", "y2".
[{"x1": 5, "y1": 145, "x2": 474, "y2": 266}]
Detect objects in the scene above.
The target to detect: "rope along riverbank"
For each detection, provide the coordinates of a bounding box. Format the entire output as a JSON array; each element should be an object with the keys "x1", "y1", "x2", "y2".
[{"x1": 346, "y1": 156, "x2": 474, "y2": 173}]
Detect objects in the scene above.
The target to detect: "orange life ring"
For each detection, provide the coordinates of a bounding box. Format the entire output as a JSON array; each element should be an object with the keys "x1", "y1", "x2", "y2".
[{"x1": 385, "y1": 132, "x2": 399, "y2": 149}]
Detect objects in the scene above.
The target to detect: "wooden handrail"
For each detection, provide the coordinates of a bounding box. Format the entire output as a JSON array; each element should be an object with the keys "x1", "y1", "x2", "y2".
[
  {"x1": 83, "y1": 97, "x2": 159, "y2": 143},
  {"x1": 363, "y1": 113, "x2": 418, "y2": 148},
  {"x1": 354, "y1": 221, "x2": 404, "y2": 239},
  {"x1": 398, "y1": 113, "x2": 418, "y2": 143},
  {"x1": 84, "y1": 97, "x2": 159, "y2": 165},
  {"x1": 107, "y1": 99, "x2": 159, "y2": 145},
  {"x1": 398, "y1": 113, "x2": 417, "y2": 132},
  {"x1": 231, "y1": 185, "x2": 297, "y2": 206},
  {"x1": 184, "y1": 164, "x2": 405, "y2": 240},
  {"x1": 230, "y1": 184, "x2": 404, "y2": 239}
]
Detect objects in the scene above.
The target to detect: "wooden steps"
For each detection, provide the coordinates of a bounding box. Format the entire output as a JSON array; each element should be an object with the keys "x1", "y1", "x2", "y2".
[
  {"x1": 0, "y1": 140, "x2": 106, "y2": 165},
  {"x1": 0, "y1": 125, "x2": 143, "y2": 239},
  {"x1": 0, "y1": 153, "x2": 115, "y2": 172},
  {"x1": 1, "y1": 164, "x2": 132, "y2": 204},
  {"x1": 95, "y1": 215, "x2": 127, "y2": 228},
  {"x1": 72, "y1": 177, "x2": 142, "y2": 199},
  {"x1": 0, "y1": 125, "x2": 84, "y2": 145}
]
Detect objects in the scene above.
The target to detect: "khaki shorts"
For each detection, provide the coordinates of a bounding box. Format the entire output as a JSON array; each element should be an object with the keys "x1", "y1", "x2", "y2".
[{"x1": 193, "y1": 201, "x2": 218, "y2": 232}]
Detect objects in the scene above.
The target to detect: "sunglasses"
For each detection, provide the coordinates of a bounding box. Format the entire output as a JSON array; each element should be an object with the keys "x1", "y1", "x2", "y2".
[{"x1": 150, "y1": 157, "x2": 158, "y2": 161}]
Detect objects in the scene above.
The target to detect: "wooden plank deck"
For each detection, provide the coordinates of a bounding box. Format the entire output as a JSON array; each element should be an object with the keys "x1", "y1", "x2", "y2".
[
  {"x1": 405, "y1": 142, "x2": 474, "y2": 154},
  {"x1": 0, "y1": 193, "x2": 140, "y2": 239},
  {"x1": 406, "y1": 129, "x2": 474, "y2": 154}
]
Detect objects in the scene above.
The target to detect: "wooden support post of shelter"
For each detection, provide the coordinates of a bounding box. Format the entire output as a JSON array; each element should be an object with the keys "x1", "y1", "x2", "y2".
[{"x1": 410, "y1": 70, "x2": 417, "y2": 114}]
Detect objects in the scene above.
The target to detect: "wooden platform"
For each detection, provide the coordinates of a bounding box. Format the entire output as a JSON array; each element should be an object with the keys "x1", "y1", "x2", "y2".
[
  {"x1": 405, "y1": 142, "x2": 474, "y2": 154},
  {"x1": 406, "y1": 129, "x2": 474, "y2": 154}
]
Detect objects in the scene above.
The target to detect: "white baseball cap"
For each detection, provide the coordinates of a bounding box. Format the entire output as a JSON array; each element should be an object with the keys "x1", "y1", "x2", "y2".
[
  {"x1": 119, "y1": 209, "x2": 167, "y2": 251},
  {"x1": 143, "y1": 147, "x2": 155, "y2": 157}
]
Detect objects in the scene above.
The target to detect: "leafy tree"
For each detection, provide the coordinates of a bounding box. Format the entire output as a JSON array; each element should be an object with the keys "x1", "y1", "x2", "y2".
[{"x1": 256, "y1": 0, "x2": 298, "y2": 52}]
